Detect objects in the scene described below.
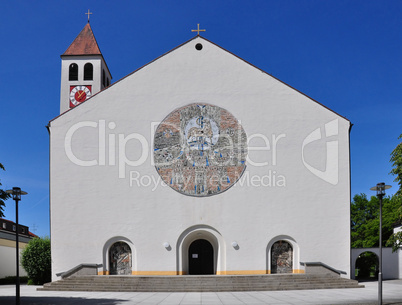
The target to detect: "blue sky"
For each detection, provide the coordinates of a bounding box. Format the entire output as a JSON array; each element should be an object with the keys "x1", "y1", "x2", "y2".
[{"x1": 1, "y1": 0, "x2": 401, "y2": 237}]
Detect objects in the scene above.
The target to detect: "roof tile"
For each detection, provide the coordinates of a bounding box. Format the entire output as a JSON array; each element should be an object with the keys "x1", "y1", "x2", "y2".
[{"x1": 63, "y1": 23, "x2": 101, "y2": 56}]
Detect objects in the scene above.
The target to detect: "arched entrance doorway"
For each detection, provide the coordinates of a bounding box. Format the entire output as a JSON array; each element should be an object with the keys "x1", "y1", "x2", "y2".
[
  {"x1": 271, "y1": 240, "x2": 293, "y2": 273},
  {"x1": 109, "y1": 241, "x2": 132, "y2": 275},
  {"x1": 355, "y1": 251, "x2": 379, "y2": 281},
  {"x1": 188, "y1": 239, "x2": 214, "y2": 275}
]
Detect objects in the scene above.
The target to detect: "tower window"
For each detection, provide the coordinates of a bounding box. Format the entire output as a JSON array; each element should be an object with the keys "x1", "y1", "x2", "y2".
[
  {"x1": 84, "y1": 63, "x2": 93, "y2": 81},
  {"x1": 69, "y1": 63, "x2": 78, "y2": 81},
  {"x1": 107, "y1": 78, "x2": 110, "y2": 87},
  {"x1": 102, "y1": 69, "x2": 106, "y2": 87}
]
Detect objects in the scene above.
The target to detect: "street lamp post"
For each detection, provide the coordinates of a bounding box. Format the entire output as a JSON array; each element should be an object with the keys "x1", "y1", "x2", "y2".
[
  {"x1": 6, "y1": 187, "x2": 27, "y2": 305},
  {"x1": 370, "y1": 182, "x2": 391, "y2": 305}
]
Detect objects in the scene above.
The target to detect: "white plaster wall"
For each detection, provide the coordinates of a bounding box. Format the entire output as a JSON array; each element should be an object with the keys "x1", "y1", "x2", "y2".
[
  {"x1": 399, "y1": 249, "x2": 402, "y2": 280},
  {"x1": 50, "y1": 37, "x2": 351, "y2": 280},
  {"x1": 394, "y1": 226, "x2": 402, "y2": 278},
  {"x1": 0, "y1": 246, "x2": 27, "y2": 278}
]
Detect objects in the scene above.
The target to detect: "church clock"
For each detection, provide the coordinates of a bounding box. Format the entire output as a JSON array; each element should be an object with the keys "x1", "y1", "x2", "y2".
[{"x1": 69, "y1": 85, "x2": 92, "y2": 108}]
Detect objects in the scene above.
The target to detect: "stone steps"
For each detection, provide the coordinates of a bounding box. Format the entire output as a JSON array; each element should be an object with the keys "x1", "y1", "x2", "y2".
[{"x1": 38, "y1": 274, "x2": 363, "y2": 292}]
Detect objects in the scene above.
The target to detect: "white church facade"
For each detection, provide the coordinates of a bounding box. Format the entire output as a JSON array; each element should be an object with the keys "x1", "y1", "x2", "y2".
[{"x1": 48, "y1": 23, "x2": 352, "y2": 281}]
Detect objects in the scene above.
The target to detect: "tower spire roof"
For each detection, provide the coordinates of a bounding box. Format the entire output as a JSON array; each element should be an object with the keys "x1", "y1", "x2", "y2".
[{"x1": 62, "y1": 23, "x2": 101, "y2": 56}]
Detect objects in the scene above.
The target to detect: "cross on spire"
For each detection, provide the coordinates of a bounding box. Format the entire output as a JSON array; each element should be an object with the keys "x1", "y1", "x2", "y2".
[
  {"x1": 191, "y1": 23, "x2": 206, "y2": 36},
  {"x1": 86, "y1": 9, "x2": 92, "y2": 22}
]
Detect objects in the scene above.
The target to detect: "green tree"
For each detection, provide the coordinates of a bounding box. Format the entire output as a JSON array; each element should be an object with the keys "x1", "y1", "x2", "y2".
[
  {"x1": 21, "y1": 237, "x2": 51, "y2": 285},
  {"x1": 387, "y1": 231, "x2": 402, "y2": 252},
  {"x1": 0, "y1": 163, "x2": 11, "y2": 218},
  {"x1": 351, "y1": 194, "x2": 378, "y2": 248},
  {"x1": 390, "y1": 133, "x2": 402, "y2": 195},
  {"x1": 386, "y1": 133, "x2": 402, "y2": 252},
  {"x1": 351, "y1": 193, "x2": 400, "y2": 248},
  {"x1": 385, "y1": 196, "x2": 402, "y2": 252}
]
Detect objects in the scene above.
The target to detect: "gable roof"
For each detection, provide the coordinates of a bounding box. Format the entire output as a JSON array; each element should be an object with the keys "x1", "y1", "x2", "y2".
[
  {"x1": 52, "y1": 35, "x2": 350, "y2": 123},
  {"x1": 62, "y1": 22, "x2": 102, "y2": 56},
  {"x1": 0, "y1": 218, "x2": 37, "y2": 238}
]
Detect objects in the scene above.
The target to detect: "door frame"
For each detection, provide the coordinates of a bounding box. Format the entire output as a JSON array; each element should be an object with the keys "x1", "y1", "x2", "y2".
[
  {"x1": 177, "y1": 225, "x2": 224, "y2": 275},
  {"x1": 103, "y1": 236, "x2": 135, "y2": 275}
]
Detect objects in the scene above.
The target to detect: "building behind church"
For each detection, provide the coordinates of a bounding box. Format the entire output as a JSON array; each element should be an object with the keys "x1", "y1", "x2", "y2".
[
  {"x1": 0, "y1": 218, "x2": 36, "y2": 279},
  {"x1": 49, "y1": 22, "x2": 353, "y2": 281}
]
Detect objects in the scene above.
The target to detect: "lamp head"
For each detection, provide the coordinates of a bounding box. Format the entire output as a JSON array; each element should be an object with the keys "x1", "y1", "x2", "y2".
[
  {"x1": 6, "y1": 187, "x2": 27, "y2": 201},
  {"x1": 370, "y1": 182, "x2": 391, "y2": 198}
]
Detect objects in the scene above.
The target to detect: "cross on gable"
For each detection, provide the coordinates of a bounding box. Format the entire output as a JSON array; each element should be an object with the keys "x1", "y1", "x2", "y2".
[
  {"x1": 191, "y1": 23, "x2": 206, "y2": 35},
  {"x1": 86, "y1": 9, "x2": 92, "y2": 22}
]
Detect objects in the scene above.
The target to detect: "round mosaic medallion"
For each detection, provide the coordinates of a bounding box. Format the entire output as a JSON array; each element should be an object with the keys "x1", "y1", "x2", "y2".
[{"x1": 154, "y1": 103, "x2": 247, "y2": 197}]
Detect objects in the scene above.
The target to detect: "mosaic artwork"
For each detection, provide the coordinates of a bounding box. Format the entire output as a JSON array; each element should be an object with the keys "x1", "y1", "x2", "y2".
[
  {"x1": 109, "y1": 242, "x2": 132, "y2": 275},
  {"x1": 154, "y1": 103, "x2": 247, "y2": 197},
  {"x1": 271, "y1": 241, "x2": 293, "y2": 274}
]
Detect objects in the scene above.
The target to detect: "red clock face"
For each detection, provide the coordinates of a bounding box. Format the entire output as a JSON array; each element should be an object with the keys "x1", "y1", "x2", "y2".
[
  {"x1": 70, "y1": 85, "x2": 92, "y2": 108},
  {"x1": 75, "y1": 90, "x2": 87, "y2": 103}
]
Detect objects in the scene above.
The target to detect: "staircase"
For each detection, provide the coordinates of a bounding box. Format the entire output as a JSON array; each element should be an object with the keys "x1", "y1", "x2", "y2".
[{"x1": 38, "y1": 274, "x2": 363, "y2": 292}]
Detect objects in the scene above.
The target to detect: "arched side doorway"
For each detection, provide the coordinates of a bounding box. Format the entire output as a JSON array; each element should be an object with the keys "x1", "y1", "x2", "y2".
[
  {"x1": 355, "y1": 251, "x2": 379, "y2": 281},
  {"x1": 266, "y1": 235, "x2": 299, "y2": 274},
  {"x1": 188, "y1": 239, "x2": 214, "y2": 275},
  {"x1": 271, "y1": 240, "x2": 293, "y2": 274},
  {"x1": 109, "y1": 241, "x2": 132, "y2": 275}
]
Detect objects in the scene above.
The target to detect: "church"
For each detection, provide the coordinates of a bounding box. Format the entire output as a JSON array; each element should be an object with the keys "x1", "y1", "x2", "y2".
[{"x1": 48, "y1": 21, "x2": 352, "y2": 281}]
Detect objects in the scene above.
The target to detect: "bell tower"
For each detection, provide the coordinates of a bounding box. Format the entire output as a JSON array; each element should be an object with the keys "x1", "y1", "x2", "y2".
[{"x1": 60, "y1": 21, "x2": 112, "y2": 114}]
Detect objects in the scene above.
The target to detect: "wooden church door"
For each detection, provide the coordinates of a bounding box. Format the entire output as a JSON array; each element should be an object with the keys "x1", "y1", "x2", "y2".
[
  {"x1": 109, "y1": 242, "x2": 132, "y2": 275},
  {"x1": 188, "y1": 239, "x2": 214, "y2": 275}
]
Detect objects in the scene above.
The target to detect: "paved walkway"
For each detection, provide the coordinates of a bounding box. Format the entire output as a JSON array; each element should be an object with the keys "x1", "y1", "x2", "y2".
[{"x1": 0, "y1": 280, "x2": 402, "y2": 304}]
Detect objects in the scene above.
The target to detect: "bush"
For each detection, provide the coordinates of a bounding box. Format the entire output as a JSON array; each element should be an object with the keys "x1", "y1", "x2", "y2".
[{"x1": 21, "y1": 237, "x2": 51, "y2": 285}]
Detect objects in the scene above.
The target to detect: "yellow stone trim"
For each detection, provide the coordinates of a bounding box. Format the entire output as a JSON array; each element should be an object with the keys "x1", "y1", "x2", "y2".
[
  {"x1": 293, "y1": 269, "x2": 305, "y2": 274},
  {"x1": 98, "y1": 271, "x2": 186, "y2": 275},
  {"x1": 221, "y1": 270, "x2": 304, "y2": 275},
  {"x1": 98, "y1": 270, "x2": 304, "y2": 276},
  {"x1": 132, "y1": 271, "x2": 180, "y2": 276}
]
